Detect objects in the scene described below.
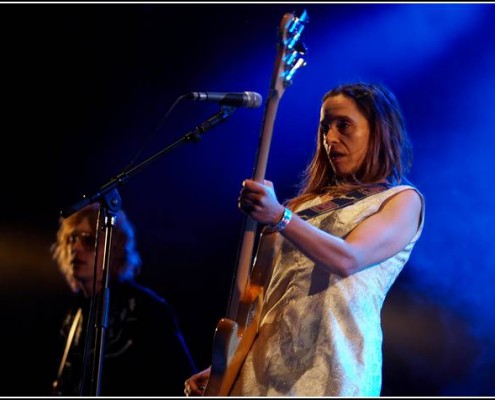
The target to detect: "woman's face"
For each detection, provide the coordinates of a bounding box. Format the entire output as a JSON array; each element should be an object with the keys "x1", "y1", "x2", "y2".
[{"x1": 320, "y1": 94, "x2": 370, "y2": 178}]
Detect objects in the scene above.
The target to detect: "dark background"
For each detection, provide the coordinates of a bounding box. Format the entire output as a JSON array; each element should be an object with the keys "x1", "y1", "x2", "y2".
[{"x1": 1, "y1": 2, "x2": 494, "y2": 396}]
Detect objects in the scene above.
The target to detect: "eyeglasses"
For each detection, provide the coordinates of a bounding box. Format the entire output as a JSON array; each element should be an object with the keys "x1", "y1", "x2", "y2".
[{"x1": 67, "y1": 231, "x2": 96, "y2": 250}]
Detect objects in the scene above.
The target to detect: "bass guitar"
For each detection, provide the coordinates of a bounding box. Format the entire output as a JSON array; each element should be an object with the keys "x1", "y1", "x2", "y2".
[{"x1": 204, "y1": 9, "x2": 309, "y2": 396}]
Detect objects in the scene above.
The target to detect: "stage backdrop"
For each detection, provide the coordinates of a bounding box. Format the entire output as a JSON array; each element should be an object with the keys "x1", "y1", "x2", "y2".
[{"x1": 0, "y1": 3, "x2": 494, "y2": 396}]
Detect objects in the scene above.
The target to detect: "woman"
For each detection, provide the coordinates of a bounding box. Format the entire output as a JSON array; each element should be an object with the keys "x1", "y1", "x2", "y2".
[{"x1": 186, "y1": 81, "x2": 424, "y2": 396}]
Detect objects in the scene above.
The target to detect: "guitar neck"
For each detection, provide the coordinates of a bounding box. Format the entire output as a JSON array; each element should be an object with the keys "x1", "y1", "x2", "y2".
[
  {"x1": 226, "y1": 10, "x2": 308, "y2": 324},
  {"x1": 227, "y1": 92, "x2": 282, "y2": 321}
]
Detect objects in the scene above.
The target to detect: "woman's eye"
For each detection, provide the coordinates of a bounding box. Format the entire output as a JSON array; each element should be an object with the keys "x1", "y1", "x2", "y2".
[
  {"x1": 337, "y1": 121, "x2": 350, "y2": 131},
  {"x1": 320, "y1": 123, "x2": 329, "y2": 134}
]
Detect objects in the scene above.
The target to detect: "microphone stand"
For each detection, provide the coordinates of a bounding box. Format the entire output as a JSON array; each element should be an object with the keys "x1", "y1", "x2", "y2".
[{"x1": 61, "y1": 105, "x2": 236, "y2": 396}]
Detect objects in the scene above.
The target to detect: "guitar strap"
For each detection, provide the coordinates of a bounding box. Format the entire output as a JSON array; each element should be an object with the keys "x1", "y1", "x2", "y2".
[{"x1": 296, "y1": 182, "x2": 391, "y2": 221}]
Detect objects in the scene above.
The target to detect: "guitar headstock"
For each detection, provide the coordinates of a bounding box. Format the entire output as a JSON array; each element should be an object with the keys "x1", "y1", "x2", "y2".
[{"x1": 272, "y1": 9, "x2": 309, "y2": 97}]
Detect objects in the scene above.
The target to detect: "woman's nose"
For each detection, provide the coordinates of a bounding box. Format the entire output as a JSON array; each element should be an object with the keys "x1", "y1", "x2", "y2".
[{"x1": 325, "y1": 127, "x2": 339, "y2": 144}]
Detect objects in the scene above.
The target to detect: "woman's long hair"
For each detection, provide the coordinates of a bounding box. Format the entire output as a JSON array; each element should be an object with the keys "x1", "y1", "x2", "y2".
[{"x1": 287, "y1": 82, "x2": 412, "y2": 211}]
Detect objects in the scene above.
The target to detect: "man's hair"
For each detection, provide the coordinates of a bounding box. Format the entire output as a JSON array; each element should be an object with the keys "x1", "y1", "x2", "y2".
[{"x1": 51, "y1": 203, "x2": 142, "y2": 292}]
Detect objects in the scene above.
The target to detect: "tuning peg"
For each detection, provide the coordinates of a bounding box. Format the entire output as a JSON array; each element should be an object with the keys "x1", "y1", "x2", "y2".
[
  {"x1": 283, "y1": 57, "x2": 307, "y2": 86},
  {"x1": 294, "y1": 41, "x2": 308, "y2": 55}
]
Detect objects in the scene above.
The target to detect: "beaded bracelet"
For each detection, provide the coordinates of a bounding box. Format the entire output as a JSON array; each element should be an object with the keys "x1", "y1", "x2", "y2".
[{"x1": 271, "y1": 207, "x2": 292, "y2": 232}]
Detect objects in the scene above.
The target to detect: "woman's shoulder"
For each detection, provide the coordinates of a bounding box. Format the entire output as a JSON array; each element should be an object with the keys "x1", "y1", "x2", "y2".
[{"x1": 385, "y1": 181, "x2": 424, "y2": 204}]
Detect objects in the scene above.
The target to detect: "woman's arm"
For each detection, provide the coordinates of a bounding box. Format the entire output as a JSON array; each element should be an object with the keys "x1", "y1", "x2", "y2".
[{"x1": 239, "y1": 179, "x2": 422, "y2": 277}]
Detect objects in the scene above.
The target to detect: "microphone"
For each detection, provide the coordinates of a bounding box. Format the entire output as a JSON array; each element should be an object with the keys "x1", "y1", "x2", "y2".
[{"x1": 186, "y1": 91, "x2": 263, "y2": 108}]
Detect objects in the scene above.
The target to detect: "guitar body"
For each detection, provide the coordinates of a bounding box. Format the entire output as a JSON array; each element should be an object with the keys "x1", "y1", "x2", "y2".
[
  {"x1": 204, "y1": 10, "x2": 309, "y2": 396},
  {"x1": 205, "y1": 230, "x2": 280, "y2": 396},
  {"x1": 204, "y1": 302, "x2": 260, "y2": 396}
]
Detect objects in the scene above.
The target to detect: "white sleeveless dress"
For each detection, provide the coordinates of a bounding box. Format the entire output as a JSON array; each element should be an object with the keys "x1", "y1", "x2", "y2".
[{"x1": 230, "y1": 185, "x2": 425, "y2": 396}]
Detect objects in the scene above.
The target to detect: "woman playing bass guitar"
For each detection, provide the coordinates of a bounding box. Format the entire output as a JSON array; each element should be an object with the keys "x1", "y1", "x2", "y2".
[{"x1": 185, "y1": 81, "x2": 425, "y2": 396}]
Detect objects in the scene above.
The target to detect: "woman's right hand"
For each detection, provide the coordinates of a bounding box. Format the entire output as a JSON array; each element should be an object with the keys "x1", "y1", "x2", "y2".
[{"x1": 184, "y1": 366, "x2": 211, "y2": 396}]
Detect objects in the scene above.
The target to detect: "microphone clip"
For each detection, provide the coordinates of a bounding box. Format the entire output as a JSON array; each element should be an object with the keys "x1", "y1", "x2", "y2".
[{"x1": 186, "y1": 106, "x2": 236, "y2": 142}]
